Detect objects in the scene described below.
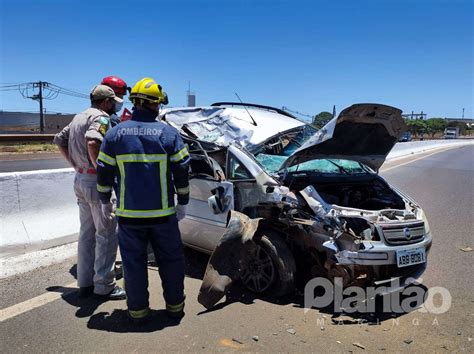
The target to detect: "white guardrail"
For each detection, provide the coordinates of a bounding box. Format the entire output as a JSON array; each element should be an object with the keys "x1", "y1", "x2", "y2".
[{"x1": 0, "y1": 139, "x2": 472, "y2": 258}]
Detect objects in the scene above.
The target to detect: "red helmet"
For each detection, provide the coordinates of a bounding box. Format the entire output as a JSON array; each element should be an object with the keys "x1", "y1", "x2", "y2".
[{"x1": 101, "y1": 76, "x2": 128, "y2": 96}]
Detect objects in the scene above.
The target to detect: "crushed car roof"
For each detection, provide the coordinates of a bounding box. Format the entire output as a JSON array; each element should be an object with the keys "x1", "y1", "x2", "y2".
[{"x1": 162, "y1": 104, "x2": 305, "y2": 147}]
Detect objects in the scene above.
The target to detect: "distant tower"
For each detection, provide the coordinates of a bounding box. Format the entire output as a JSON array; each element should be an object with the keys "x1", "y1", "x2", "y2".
[{"x1": 187, "y1": 81, "x2": 196, "y2": 107}]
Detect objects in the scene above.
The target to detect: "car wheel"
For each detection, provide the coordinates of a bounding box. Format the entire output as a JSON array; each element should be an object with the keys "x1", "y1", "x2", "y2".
[{"x1": 240, "y1": 231, "x2": 296, "y2": 297}]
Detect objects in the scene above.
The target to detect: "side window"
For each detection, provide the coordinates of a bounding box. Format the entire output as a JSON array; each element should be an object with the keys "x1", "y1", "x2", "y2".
[
  {"x1": 228, "y1": 153, "x2": 253, "y2": 180},
  {"x1": 189, "y1": 156, "x2": 215, "y2": 179}
]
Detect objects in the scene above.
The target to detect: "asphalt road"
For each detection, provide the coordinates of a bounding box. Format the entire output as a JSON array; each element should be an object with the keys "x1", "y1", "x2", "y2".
[
  {"x1": 0, "y1": 154, "x2": 69, "y2": 172},
  {"x1": 1, "y1": 145, "x2": 473, "y2": 352}
]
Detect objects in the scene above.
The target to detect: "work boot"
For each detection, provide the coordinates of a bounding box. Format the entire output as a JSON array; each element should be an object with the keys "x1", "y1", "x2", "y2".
[
  {"x1": 78, "y1": 286, "x2": 94, "y2": 298},
  {"x1": 94, "y1": 286, "x2": 126, "y2": 300}
]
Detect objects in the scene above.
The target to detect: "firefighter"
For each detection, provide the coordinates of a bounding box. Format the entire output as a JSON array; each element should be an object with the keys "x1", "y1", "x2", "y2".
[
  {"x1": 53, "y1": 85, "x2": 126, "y2": 300},
  {"x1": 101, "y1": 76, "x2": 129, "y2": 127},
  {"x1": 96, "y1": 77, "x2": 190, "y2": 322}
]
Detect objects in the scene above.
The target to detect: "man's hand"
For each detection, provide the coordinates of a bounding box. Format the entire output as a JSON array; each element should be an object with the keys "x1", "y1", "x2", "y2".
[
  {"x1": 175, "y1": 204, "x2": 187, "y2": 221},
  {"x1": 57, "y1": 145, "x2": 75, "y2": 168},
  {"x1": 100, "y1": 201, "x2": 115, "y2": 224},
  {"x1": 87, "y1": 139, "x2": 101, "y2": 169}
]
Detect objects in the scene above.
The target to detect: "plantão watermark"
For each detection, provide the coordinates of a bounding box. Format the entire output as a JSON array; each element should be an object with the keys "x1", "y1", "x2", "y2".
[{"x1": 304, "y1": 277, "x2": 451, "y2": 314}]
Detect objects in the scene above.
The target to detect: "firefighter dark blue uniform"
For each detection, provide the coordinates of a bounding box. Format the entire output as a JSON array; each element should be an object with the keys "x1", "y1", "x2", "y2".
[{"x1": 96, "y1": 80, "x2": 189, "y2": 321}]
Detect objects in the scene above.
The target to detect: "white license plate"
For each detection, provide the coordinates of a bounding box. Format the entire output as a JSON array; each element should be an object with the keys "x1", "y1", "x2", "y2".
[{"x1": 396, "y1": 247, "x2": 426, "y2": 268}]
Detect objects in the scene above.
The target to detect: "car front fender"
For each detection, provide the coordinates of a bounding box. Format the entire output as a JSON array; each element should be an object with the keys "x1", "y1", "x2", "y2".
[{"x1": 197, "y1": 210, "x2": 261, "y2": 309}]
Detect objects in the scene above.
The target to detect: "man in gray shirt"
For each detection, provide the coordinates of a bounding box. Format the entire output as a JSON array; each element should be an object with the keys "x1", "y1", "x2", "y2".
[{"x1": 54, "y1": 85, "x2": 125, "y2": 300}]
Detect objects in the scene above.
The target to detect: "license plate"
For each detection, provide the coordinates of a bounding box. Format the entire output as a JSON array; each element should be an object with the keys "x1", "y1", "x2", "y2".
[{"x1": 396, "y1": 247, "x2": 426, "y2": 268}]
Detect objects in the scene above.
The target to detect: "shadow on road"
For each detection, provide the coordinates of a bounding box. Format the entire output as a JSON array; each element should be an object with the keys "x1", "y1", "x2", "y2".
[
  {"x1": 198, "y1": 282, "x2": 429, "y2": 325},
  {"x1": 87, "y1": 309, "x2": 182, "y2": 333},
  {"x1": 290, "y1": 283, "x2": 430, "y2": 325},
  {"x1": 46, "y1": 284, "x2": 108, "y2": 318},
  {"x1": 43, "y1": 251, "x2": 202, "y2": 332}
]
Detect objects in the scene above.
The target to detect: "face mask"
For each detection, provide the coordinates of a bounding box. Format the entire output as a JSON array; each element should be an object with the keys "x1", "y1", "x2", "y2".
[{"x1": 114, "y1": 101, "x2": 123, "y2": 113}]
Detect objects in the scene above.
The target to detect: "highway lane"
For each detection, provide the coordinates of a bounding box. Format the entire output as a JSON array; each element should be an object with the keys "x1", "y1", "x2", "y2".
[
  {"x1": 1, "y1": 145, "x2": 473, "y2": 352},
  {"x1": 0, "y1": 154, "x2": 69, "y2": 172}
]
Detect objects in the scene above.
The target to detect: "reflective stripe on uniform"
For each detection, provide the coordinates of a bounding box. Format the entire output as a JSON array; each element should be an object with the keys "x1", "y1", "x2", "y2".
[
  {"x1": 98, "y1": 151, "x2": 116, "y2": 166},
  {"x1": 169, "y1": 147, "x2": 189, "y2": 163},
  {"x1": 115, "y1": 206, "x2": 176, "y2": 218},
  {"x1": 176, "y1": 186, "x2": 190, "y2": 195},
  {"x1": 128, "y1": 308, "x2": 150, "y2": 319},
  {"x1": 97, "y1": 184, "x2": 112, "y2": 193},
  {"x1": 116, "y1": 154, "x2": 168, "y2": 211},
  {"x1": 166, "y1": 301, "x2": 185, "y2": 312}
]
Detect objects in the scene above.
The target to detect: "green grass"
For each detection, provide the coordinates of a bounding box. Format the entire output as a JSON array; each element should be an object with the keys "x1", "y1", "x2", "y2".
[{"x1": 0, "y1": 143, "x2": 59, "y2": 154}]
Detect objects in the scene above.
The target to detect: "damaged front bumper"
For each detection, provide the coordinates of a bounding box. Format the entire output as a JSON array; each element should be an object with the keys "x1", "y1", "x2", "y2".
[
  {"x1": 333, "y1": 232, "x2": 432, "y2": 266},
  {"x1": 327, "y1": 232, "x2": 432, "y2": 293}
]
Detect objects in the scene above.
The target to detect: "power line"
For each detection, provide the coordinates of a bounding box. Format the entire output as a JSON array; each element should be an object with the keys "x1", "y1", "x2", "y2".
[
  {"x1": 1, "y1": 81, "x2": 93, "y2": 132},
  {"x1": 0, "y1": 82, "x2": 89, "y2": 99},
  {"x1": 281, "y1": 106, "x2": 314, "y2": 119}
]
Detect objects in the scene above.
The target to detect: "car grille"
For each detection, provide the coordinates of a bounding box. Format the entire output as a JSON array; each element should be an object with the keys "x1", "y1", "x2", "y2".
[{"x1": 380, "y1": 221, "x2": 425, "y2": 245}]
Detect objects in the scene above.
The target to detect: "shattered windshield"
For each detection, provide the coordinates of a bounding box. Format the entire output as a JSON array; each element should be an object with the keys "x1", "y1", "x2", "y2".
[
  {"x1": 256, "y1": 155, "x2": 370, "y2": 174},
  {"x1": 251, "y1": 124, "x2": 371, "y2": 175}
]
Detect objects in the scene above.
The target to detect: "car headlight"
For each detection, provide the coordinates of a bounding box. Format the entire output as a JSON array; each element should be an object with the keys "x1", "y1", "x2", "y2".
[{"x1": 420, "y1": 209, "x2": 431, "y2": 235}]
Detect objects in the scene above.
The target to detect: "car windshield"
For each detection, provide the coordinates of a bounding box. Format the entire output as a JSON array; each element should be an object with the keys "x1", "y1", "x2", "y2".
[
  {"x1": 256, "y1": 155, "x2": 371, "y2": 174},
  {"x1": 250, "y1": 124, "x2": 371, "y2": 175}
]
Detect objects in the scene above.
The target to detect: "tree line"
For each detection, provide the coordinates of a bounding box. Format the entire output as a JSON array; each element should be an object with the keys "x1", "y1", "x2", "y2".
[{"x1": 312, "y1": 111, "x2": 471, "y2": 137}]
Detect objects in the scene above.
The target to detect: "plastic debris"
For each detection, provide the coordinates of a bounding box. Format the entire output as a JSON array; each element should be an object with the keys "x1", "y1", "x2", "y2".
[{"x1": 352, "y1": 342, "x2": 366, "y2": 350}]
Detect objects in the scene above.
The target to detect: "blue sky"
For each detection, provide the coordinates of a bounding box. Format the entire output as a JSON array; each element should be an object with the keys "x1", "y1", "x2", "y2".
[{"x1": 0, "y1": 0, "x2": 472, "y2": 118}]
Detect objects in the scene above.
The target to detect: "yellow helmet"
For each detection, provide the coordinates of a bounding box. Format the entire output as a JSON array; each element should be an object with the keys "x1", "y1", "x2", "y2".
[{"x1": 129, "y1": 77, "x2": 165, "y2": 105}]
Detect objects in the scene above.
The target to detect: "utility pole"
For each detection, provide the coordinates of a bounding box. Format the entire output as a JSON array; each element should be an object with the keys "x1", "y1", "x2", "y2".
[
  {"x1": 38, "y1": 81, "x2": 44, "y2": 133},
  {"x1": 31, "y1": 81, "x2": 48, "y2": 133},
  {"x1": 462, "y1": 108, "x2": 465, "y2": 119}
]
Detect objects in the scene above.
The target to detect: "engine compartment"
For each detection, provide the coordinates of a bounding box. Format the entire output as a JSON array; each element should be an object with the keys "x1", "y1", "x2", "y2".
[{"x1": 283, "y1": 173, "x2": 405, "y2": 210}]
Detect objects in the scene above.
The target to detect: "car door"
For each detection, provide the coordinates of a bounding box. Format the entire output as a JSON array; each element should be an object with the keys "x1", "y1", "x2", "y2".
[{"x1": 179, "y1": 155, "x2": 234, "y2": 253}]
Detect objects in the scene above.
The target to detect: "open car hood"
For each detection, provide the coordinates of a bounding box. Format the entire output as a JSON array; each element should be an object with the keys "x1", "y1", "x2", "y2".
[{"x1": 280, "y1": 103, "x2": 406, "y2": 171}]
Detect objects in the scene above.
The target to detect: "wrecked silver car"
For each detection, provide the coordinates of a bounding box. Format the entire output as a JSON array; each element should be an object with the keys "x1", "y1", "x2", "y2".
[{"x1": 162, "y1": 102, "x2": 432, "y2": 309}]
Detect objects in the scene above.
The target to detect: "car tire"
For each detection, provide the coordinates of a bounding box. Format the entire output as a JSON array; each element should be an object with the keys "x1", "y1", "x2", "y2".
[{"x1": 240, "y1": 230, "x2": 296, "y2": 297}]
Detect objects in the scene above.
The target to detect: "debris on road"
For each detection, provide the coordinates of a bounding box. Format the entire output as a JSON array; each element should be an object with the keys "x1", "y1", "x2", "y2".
[
  {"x1": 404, "y1": 339, "x2": 414, "y2": 345},
  {"x1": 252, "y1": 336, "x2": 259, "y2": 342},
  {"x1": 352, "y1": 342, "x2": 366, "y2": 350},
  {"x1": 220, "y1": 339, "x2": 242, "y2": 349},
  {"x1": 231, "y1": 338, "x2": 244, "y2": 345},
  {"x1": 286, "y1": 328, "x2": 296, "y2": 335},
  {"x1": 459, "y1": 246, "x2": 473, "y2": 252}
]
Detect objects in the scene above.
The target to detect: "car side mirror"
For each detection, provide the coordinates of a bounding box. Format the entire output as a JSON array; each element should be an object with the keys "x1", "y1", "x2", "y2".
[{"x1": 208, "y1": 186, "x2": 230, "y2": 214}]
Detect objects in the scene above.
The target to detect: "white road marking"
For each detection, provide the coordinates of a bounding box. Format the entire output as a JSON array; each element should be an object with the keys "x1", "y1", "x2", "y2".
[
  {"x1": 0, "y1": 281, "x2": 77, "y2": 322},
  {"x1": 0, "y1": 242, "x2": 78, "y2": 279},
  {"x1": 381, "y1": 146, "x2": 459, "y2": 172}
]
